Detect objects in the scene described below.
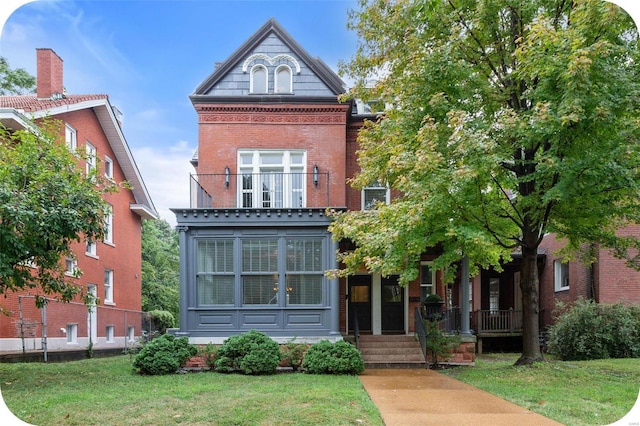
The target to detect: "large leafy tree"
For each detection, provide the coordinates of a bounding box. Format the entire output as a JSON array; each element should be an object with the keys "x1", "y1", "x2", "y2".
[
  {"x1": 141, "y1": 219, "x2": 179, "y2": 321},
  {"x1": 331, "y1": 0, "x2": 640, "y2": 364},
  {"x1": 0, "y1": 121, "x2": 119, "y2": 310},
  {"x1": 0, "y1": 57, "x2": 35, "y2": 95}
]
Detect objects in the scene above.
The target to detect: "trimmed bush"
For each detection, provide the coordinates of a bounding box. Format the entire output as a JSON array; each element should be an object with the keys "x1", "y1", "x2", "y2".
[
  {"x1": 548, "y1": 299, "x2": 640, "y2": 361},
  {"x1": 302, "y1": 340, "x2": 364, "y2": 375},
  {"x1": 148, "y1": 310, "x2": 175, "y2": 335},
  {"x1": 133, "y1": 333, "x2": 197, "y2": 375},
  {"x1": 281, "y1": 339, "x2": 309, "y2": 371},
  {"x1": 214, "y1": 330, "x2": 281, "y2": 375}
]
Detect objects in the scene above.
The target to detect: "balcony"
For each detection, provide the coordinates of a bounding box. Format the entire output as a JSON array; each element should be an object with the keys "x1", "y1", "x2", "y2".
[{"x1": 190, "y1": 172, "x2": 331, "y2": 209}]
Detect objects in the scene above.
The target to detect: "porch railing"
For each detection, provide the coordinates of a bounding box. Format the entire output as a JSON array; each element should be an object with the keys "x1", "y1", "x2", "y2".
[
  {"x1": 190, "y1": 172, "x2": 330, "y2": 209},
  {"x1": 414, "y1": 307, "x2": 429, "y2": 365},
  {"x1": 475, "y1": 309, "x2": 523, "y2": 334}
]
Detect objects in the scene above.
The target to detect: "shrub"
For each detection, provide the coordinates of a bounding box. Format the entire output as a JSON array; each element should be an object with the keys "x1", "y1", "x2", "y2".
[
  {"x1": 148, "y1": 310, "x2": 175, "y2": 335},
  {"x1": 548, "y1": 299, "x2": 640, "y2": 361},
  {"x1": 214, "y1": 330, "x2": 281, "y2": 375},
  {"x1": 199, "y1": 343, "x2": 218, "y2": 368},
  {"x1": 302, "y1": 340, "x2": 364, "y2": 375},
  {"x1": 425, "y1": 321, "x2": 461, "y2": 367},
  {"x1": 281, "y1": 339, "x2": 309, "y2": 371},
  {"x1": 133, "y1": 333, "x2": 197, "y2": 375}
]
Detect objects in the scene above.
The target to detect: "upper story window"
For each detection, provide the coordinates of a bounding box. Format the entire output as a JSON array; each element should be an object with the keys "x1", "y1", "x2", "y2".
[
  {"x1": 420, "y1": 262, "x2": 435, "y2": 302},
  {"x1": 65, "y1": 124, "x2": 77, "y2": 151},
  {"x1": 362, "y1": 181, "x2": 390, "y2": 210},
  {"x1": 104, "y1": 269, "x2": 114, "y2": 304},
  {"x1": 250, "y1": 65, "x2": 268, "y2": 94},
  {"x1": 554, "y1": 259, "x2": 569, "y2": 292},
  {"x1": 86, "y1": 142, "x2": 97, "y2": 176},
  {"x1": 104, "y1": 155, "x2": 114, "y2": 180},
  {"x1": 238, "y1": 150, "x2": 306, "y2": 208},
  {"x1": 104, "y1": 204, "x2": 113, "y2": 244},
  {"x1": 275, "y1": 65, "x2": 292, "y2": 94}
]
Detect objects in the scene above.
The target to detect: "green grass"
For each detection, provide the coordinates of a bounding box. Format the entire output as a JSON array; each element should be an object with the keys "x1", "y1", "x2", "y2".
[
  {"x1": 0, "y1": 356, "x2": 383, "y2": 425},
  {"x1": 442, "y1": 353, "x2": 640, "y2": 426}
]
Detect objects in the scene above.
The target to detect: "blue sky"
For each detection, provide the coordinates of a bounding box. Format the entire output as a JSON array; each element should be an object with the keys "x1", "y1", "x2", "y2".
[
  {"x1": 1, "y1": 0, "x2": 640, "y2": 227},
  {"x1": 0, "y1": 0, "x2": 359, "y2": 225}
]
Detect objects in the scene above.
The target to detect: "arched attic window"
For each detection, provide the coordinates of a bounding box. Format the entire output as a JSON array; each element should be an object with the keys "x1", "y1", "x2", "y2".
[
  {"x1": 250, "y1": 65, "x2": 268, "y2": 94},
  {"x1": 275, "y1": 65, "x2": 293, "y2": 94}
]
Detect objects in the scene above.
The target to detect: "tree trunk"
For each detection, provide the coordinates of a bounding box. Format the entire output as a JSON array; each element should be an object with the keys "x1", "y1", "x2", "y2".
[{"x1": 515, "y1": 244, "x2": 543, "y2": 365}]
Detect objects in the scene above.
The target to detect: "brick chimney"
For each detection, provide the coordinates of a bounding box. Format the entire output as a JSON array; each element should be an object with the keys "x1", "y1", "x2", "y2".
[{"x1": 36, "y1": 48, "x2": 64, "y2": 99}]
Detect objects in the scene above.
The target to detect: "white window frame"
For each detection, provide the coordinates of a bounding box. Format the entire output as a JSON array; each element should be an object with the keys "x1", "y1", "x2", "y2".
[
  {"x1": 104, "y1": 155, "x2": 114, "y2": 180},
  {"x1": 489, "y1": 278, "x2": 500, "y2": 313},
  {"x1": 64, "y1": 257, "x2": 77, "y2": 276},
  {"x1": 554, "y1": 259, "x2": 570, "y2": 292},
  {"x1": 237, "y1": 150, "x2": 306, "y2": 208},
  {"x1": 420, "y1": 262, "x2": 435, "y2": 302},
  {"x1": 128, "y1": 326, "x2": 135, "y2": 342},
  {"x1": 65, "y1": 124, "x2": 77, "y2": 151},
  {"x1": 104, "y1": 204, "x2": 113, "y2": 244},
  {"x1": 250, "y1": 64, "x2": 268, "y2": 94},
  {"x1": 362, "y1": 181, "x2": 390, "y2": 210},
  {"x1": 104, "y1": 269, "x2": 114, "y2": 304},
  {"x1": 274, "y1": 64, "x2": 293, "y2": 94},
  {"x1": 86, "y1": 142, "x2": 97, "y2": 176},
  {"x1": 86, "y1": 240, "x2": 97, "y2": 257},
  {"x1": 106, "y1": 325, "x2": 115, "y2": 343},
  {"x1": 66, "y1": 323, "x2": 78, "y2": 344}
]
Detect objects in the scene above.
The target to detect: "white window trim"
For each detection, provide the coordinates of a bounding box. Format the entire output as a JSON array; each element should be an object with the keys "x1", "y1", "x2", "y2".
[
  {"x1": 104, "y1": 155, "x2": 114, "y2": 180},
  {"x1": 420, "y1": 261, "x2": 435, "y2": 300},
  {"x1": 65, "y1": 124, "x2": 77, "y2": 151},
  {"x1": 104, "y1": 205, "x2": 113, "y2": 245},
  {"x1": 361, "y1": 182, "x2": 390, "y2": 210},
  {"x1": 106, "y1": 325, "x2": 115, "y2": 343},
  {"x1": 127, "y1": 326, "x2": 135, "y2": 342},
  {"x1": 274, "y1": 64, "x2": 293, "y2": 94},
  {"x1": 66, "y1": 323, "x2": 78, "y2": 344},
  {"x1": 104, "y1": 269, "x2": 114, "y2": 304},
  {"x1": 86, "y1": 142, "x2": 97, "y2": 176},
  {"x1": 250, "y1": 64, "x2": 268, "y2": 94},
  {"x1": 237, "y1": 150, "x2": 307, "y2": 208},
  {"x1": 64, "y1": 257, "x2": 78, "y2": 276},
  {"x1": 554, "y1": 259, "x2": 570, "y2": 292},
  {"x1": 86, "y1": 240, "x2": 97, "y2": 258}
]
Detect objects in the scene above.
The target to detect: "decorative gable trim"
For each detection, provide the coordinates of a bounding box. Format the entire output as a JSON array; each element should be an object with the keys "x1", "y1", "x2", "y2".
[{"x1": 242, "y1": 53, "x2": 301, "y2": 74}]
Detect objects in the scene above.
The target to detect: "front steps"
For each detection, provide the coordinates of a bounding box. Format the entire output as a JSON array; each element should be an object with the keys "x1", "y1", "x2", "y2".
[{"x1": 356, "y1": 335, "x2": 427, "y2": 369}]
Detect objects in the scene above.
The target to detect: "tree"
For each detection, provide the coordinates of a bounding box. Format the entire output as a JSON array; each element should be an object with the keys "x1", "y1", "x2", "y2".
[
  {"x1": 330, "y1": 0, "x2": 640, "y2": 365},
  {"x1": 0, "y1": 120, "x2": 120, "y2": 310},
  {"x1": 0, "y1": 57, "x2": 36, "y2": 95},
  {"x1": 141, "y1": 219, "x2": 179, "y2": 321}
]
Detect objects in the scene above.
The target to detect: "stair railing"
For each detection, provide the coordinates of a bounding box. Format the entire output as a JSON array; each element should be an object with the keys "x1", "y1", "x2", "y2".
[
  {"x1": 414, "y1": 307, "x2": 429, "y2": 366},
  {"x1": 351, "y1": 304, "x2": 360, "y2": 350}
]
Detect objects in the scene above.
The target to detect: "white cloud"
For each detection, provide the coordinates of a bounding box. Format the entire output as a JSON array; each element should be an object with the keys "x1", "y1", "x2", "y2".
[{"x1": 133, "y1": 140, "x2": 195, "y2": 227}]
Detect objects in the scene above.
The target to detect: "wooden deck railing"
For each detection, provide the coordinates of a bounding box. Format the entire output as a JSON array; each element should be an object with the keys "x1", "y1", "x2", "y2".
[{"x1": 475, "y1": 310, "x2": 523, "y2": 334}]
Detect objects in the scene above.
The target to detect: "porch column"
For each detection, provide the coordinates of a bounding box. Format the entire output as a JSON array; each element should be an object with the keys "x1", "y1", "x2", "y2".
[
  {"x1": 329, "y1": 238, "x2": 341, "y2": 336},
  {"x1": 176, "y1": 225, "x2": 190, "y2": 337},
  {"x1": 460, "y1": 256, "x2": 472, "y2": 336}
]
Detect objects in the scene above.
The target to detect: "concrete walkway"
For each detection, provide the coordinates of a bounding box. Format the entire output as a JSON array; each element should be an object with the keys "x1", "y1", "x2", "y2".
[{"x1": 359, "y1": 369, "x2": 563, "y2": 426}]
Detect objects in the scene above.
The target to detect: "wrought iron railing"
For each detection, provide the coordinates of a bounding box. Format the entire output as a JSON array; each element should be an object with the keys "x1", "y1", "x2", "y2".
[
  {"x1": 351, "y1": 304, "x2": 360, "y2": 350},
  {"x1": 414, "y1": 307, "x2": 429, "y2": 366},
  {"x1": 190, "y1": 172, "x2": 330, "y2": 209}
]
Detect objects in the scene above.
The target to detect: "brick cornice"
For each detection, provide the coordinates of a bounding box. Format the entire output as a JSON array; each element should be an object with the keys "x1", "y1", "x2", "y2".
[{"x1": 196, "y1": 103, "x2": 350, "y2": 124}]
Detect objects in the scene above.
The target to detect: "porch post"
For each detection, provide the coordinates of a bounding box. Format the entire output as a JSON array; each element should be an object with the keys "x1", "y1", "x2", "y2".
[
  {"x1": 176, "y1": 225, "x2": 190, "y2": 337},
  {"x1": 460, "y1": 256, "x2": 472, "y2": 336},
  {"x1": 329, "y1": 238, "x2": 341, "y2": 336}
]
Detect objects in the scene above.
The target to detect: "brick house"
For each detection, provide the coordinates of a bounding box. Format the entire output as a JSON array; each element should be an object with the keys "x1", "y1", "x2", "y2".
[
  {"x1": 0, "y1": 48, "x2": 157, "y2": 354},
  {"x1": 171, "y1": 19, "x2": 473, "y2": 365}
]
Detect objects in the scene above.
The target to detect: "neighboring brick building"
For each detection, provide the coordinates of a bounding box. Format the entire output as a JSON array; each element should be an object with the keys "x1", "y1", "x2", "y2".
[{"x1": 0, "y1": 48, "x2": 157, "y2": 353}]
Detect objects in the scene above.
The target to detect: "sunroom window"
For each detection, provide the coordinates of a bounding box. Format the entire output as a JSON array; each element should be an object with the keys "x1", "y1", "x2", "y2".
[{"x1": 238, "y1": 150, "x2": 306, "y2": 208}]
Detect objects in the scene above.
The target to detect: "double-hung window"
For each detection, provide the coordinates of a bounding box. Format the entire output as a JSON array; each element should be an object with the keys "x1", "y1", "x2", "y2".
[
  {"x1": 362, "y1": 181, "x2": 390, "y2": 210},
  {"x1": 104, "y1": 156, "x2": 114, "y2": 180},
  {"x1": 554, "y1": 259, "x2": 569, "y2": 292},
  {"x1": 420, "y1": 262, "x2": 435, "y2": 302},
  {"x1": 86, "y1": 142, "x2": 97, "y2": 176},
  {"x1": 238, "y1": 150, "x2": 306, "y2": 208},
  {"x1": 104, "y1": 204, "x2": 113, "y2": 244},
  {"x1": 104, "y1": 269, "x2": 114, "y2": 304},
  {"x1": 65, "y1": 124, "x2": 77, "y2": 151},
  {"x1": 197, "y1": 240, "x2": 235, "y2": 305}
]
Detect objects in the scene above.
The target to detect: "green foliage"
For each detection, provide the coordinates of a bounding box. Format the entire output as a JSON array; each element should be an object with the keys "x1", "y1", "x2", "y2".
[
  {"x1": 425, "y1": 321, "x2": 461, "y2": 367},
  {"x1": 280, "y1": 339, "x2": 309, "y2": 371},
  {"x1": 214, "y1": 330, "x2": 281, "y2": 375},
  {"x1": 133, "y1": 333, "x2": 197, "y2": 375},
  {"x1": 332, "y1": 0, "x2": 640, "y2": 363},
  {"x1": 141, "y1": 219, "x2": 179, "y2": 322},
  {"x1": 0, "y1": 56, "x2": 35, "y2": 95},
  {"x1": 302, "y1": 340, "x2": 364, "y2": 375},
  {"x1": 547, "y1": 299, "x2": 640, "y2": 360},
  {"x1": 0, "y1": 120, "x2": 121, "y2": 310},
  {"x1": 148, "y1": 309, "x2": 175, "y2": 335},
  {"x1": 199, "y1": 343, "x2": 218, "y2": 368}
]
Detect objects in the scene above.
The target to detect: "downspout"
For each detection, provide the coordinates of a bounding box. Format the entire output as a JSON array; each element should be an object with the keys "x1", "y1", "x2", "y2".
[
  {"x1": 18, "y1": 296, "x2": 25, "y2": 356},
  {"x1": 41, "y1": 304, "x2": 48, "y2": 362},
  {"x1": 460, "y1": 256, "x2": 472, "y2": 336}
]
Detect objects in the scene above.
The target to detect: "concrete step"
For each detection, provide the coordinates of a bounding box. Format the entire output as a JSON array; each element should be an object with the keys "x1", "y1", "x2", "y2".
[{"x1": 354, "y1": 335, "x2": 427, "y2": 369}]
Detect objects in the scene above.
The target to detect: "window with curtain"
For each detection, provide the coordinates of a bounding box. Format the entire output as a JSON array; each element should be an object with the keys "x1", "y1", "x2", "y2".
[{"x1": 197, "y1": 240, "x2": 235, "y2": 305}]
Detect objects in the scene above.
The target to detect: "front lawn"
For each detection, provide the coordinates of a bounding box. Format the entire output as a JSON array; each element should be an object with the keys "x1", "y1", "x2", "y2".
[
  {"x1": 442, "y1": 353, "x2": 640, "y2": 426},
  {"x1": 0, "y1": 355, "x2": 382, "y2": 425}
]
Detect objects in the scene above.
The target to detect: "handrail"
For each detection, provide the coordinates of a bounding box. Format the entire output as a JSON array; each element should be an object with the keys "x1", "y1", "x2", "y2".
[
  {"x1": 352, "y1": 304, "x2": 360, "y2": 350},
  {"x1": 414, "y1": 307, "x2": 429, "y2": 367}
]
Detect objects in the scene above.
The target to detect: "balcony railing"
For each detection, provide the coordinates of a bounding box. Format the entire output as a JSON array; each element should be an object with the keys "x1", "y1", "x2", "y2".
[
  {"x1": 475, "y1": 310, "x2": 523, "y2": 334},
  {"x1": 190, "y1": 172, "x2": 330, "y2": 209}
]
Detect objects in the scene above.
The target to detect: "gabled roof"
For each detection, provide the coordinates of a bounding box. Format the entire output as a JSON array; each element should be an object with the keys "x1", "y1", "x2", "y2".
[
  {"x1": 191, "y1": 18, "x2": 345, "y2": 98},
  {"x1": 0, "y1": 95, "x2": 158, "y2": 220}
]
